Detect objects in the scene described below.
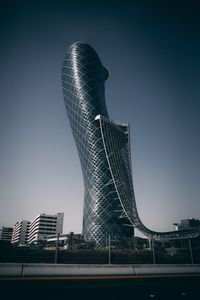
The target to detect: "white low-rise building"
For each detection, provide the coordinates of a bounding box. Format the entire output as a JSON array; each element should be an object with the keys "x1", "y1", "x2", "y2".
[
  {"x1": 28, "y1": 212, "x2": 64, "y2": 245},
  {"x1": 11, "y1": 221, "x2": 30, "y2": 245}
]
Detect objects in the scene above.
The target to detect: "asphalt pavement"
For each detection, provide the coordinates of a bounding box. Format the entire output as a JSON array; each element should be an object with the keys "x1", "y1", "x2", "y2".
[{"x1": 0, "y1": 274, "x2": 199, "y2": 300}]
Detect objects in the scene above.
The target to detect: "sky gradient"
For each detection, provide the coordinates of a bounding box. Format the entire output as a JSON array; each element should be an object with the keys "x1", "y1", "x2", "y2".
[{"x1": 0, "y1": 0, "x2": 200, "y2": 236}]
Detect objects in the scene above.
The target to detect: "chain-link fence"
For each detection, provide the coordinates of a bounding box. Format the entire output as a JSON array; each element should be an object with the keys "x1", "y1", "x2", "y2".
[{"x1": 0, "y1": 237, "x2": 200, "y2": 264}]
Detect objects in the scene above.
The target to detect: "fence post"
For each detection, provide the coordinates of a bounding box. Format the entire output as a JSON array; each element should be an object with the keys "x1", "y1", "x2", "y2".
[
  {"x1": 152, "y1": 238, "x2": 156, "y2": 264},
  {"x1": 54, "y1": 233, "x2": 60, "y2": 264},
  {"x1": 21, "y1": 263, "x2": 24, "y2": 276},
  {"x1": 188, "y1": 239, "x2": 194, "y2": 264},
  {"x1": 108, "y1": 233, "x2": 111, "y2": 265},
  {"x1": 148, "y1": 236, "x2": 152, "y2": 250}
]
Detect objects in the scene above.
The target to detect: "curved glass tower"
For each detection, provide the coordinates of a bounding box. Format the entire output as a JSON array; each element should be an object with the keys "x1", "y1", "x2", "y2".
[{"x1": 62, "y1": 42, "x2": 199, "y2": 248}]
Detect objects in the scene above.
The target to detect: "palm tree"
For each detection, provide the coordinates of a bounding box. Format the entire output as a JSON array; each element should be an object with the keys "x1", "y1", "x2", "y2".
[{"x1": 67, "y1": 232, "x2": 75, "y2": 250}]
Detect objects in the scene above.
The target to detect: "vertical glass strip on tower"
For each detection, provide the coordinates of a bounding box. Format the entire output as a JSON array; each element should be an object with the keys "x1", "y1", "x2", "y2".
[{"x1": 62, "y1": 42, "x2": 199, "y2": 247}]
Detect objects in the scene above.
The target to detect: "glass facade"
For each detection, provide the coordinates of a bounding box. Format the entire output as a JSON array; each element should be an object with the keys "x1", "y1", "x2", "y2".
[{"x1": 62, "y1": 42, "x2": 199, "y2": 247}]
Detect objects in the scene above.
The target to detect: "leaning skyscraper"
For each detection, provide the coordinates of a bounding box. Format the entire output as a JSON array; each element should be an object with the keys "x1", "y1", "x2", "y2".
[{"x1": 62, "y1": 42, "x2": 199, "y2": 248}]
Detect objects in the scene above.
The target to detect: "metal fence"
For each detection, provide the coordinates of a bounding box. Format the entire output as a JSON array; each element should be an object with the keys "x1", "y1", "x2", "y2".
[{"x1": 0, "y1": 239, "x2": 199, "y2": 264}]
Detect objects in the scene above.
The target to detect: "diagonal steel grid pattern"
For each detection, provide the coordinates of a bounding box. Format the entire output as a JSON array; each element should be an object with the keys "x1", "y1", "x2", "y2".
[{"x1": 62, "y1": 42, "x2": 199, "y2": 247}]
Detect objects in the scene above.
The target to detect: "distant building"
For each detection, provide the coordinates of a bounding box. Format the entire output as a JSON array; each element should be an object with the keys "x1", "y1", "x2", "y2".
[
  {"x1": 45, "y1": 233, "x2": 95, "y2": 250},
  {"x1": 11, "y1": 220, "x2": 30, "y2": 245},
  {"x1": 0, "y1": 226, "x2": 13, "y2": 242},
  {"x1": 28, "y1": 212, "x2": 64, "y2": 245},
  {"x1": 11, "y1": 212, "x2": 64, "y2": 246},
  {"x1": 174, "y1": 218, "x2": 200, "y2": 231},
  {"x1": 46, "y1": 233, "x2": 68, "y2": 246}
]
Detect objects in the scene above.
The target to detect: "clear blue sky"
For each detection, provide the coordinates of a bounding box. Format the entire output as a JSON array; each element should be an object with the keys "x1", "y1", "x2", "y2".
[{"x1": 0, "y1": 0, "x2": 200, "y2": 235}]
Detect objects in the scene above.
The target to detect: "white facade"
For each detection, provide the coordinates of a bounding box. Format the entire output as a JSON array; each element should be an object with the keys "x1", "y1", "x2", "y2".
[
  {"x1": 28, "y1": 212, "x2": 64, "y2": 244},
  {"x1": 11, "y1": 221, "x2": 30, "y2": 245},
  {"x1": 0, "y1": 226, "x2": 13, "y2": 242}
]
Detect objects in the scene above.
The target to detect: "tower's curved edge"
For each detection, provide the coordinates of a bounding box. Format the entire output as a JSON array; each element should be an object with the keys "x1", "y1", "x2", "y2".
[{"x1": 96, "y1": 114, "x2": 200, "y2": 241}]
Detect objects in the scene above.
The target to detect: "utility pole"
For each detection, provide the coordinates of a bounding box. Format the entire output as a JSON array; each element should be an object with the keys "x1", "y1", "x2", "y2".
[{"x1": 54, "y1": 233, "x2": 60, "y2": 264}]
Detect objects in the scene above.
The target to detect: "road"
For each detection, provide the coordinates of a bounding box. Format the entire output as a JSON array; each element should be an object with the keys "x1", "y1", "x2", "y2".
[{"x1": 0, "y1": 274, "x2": 199, "y2": 299}]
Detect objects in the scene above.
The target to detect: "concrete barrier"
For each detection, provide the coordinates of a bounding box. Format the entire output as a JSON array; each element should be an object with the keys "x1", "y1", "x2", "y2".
[
  {"x1": 133, "y1": 264, "x2": 200, "y2": 275},
  {"x1": 24, "y1": 264, "x2": 134, "y2": 276},
  {"x1": 0, "y1": 263, "x2": 200, "y2": 276},
  {"x1": 0, "y1": 263, "x2": 23, "y2": 276}
]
